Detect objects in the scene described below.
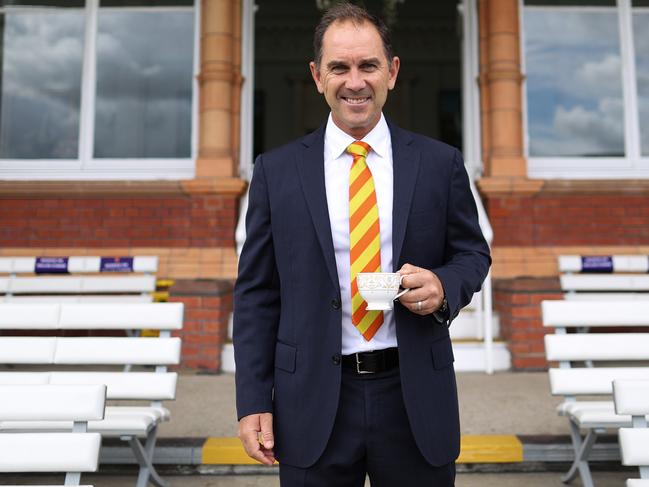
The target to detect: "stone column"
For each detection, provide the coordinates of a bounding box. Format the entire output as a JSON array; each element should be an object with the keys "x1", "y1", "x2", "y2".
[
  {"x1": 195, "y1": 0, "x2": 241, "y2": 179},
  {"x1": 478, "y1": 0, "x2": 541, "y2": 194}
]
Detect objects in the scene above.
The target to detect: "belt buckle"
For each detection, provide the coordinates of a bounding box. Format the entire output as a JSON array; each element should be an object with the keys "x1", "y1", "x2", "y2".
[{"x1": 355, "y1": 352, "x2": 374, "y2": 374}]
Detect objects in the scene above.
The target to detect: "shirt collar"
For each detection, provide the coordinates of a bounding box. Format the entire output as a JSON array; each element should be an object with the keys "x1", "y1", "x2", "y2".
[{"x1": 325, "y1": 113, "x2": 390, "y2": 161}]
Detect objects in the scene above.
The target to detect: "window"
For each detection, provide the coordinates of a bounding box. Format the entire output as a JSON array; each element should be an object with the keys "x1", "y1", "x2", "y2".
[
  {"x1": 0, "y1": 0, "x2": 196, "y2": 180},
  {"x1": 523, "y1": 0, "x2": 649, "y2": 178}
]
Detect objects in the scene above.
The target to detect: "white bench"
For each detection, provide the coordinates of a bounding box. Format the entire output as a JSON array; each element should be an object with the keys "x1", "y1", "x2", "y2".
[
  {"x1": 614, "y1": 380, "x2": 649, "y2": 487},
  {"x1": 559, "y1": 255, "x2": 649, "y2": 302},
  {"x1": 543, "y1": 300, "x2": 649, "y2": 487},
  {"x1": 0, "y1": 384, "x2": 106, "y2": 486},
  {"x1": 0, "y1": 256, "x2": 158, "y2": 303},
  {"x1": 0, "y1": 302, "x2": 183, "y2": 487}
]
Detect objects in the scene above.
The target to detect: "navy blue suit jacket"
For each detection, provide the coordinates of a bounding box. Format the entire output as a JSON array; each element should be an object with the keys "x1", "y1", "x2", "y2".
[{"x1": 234, "y1": 121, "x2": 491, "y2": 468}]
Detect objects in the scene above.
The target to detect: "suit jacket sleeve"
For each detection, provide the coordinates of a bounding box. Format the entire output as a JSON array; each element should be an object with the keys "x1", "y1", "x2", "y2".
[
  {"x1": 233, "y1": 155, "x2": 280, "y2": 420},
  {"x1": 432, "y1": 149, "x2": 491, "y2": 323}
]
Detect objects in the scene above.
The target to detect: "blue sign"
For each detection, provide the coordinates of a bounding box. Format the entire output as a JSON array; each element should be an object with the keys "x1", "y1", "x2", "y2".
[
  {"x1": 35, "y1": 257, "x2": 69, "y2": 274},
  {"x1": 581, "y1": 256, "x2": 613, "y2": 273},
  {"x1": 100, "y1": 257, "x2": 134, "y2": 273}
]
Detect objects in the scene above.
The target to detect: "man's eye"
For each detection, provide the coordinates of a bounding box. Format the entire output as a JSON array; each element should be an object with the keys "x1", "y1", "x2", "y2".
[
  {"x1": 331, "y1": 65, "x2": 347, "y2": 73},
  {"x1": 362, "y1": 64, "x2": 377, "y2": 71}
]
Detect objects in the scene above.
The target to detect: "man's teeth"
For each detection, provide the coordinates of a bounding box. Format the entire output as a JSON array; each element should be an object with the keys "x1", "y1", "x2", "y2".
[{"x1": 344, "y1": 97, "x2": 368, "y2": 104}]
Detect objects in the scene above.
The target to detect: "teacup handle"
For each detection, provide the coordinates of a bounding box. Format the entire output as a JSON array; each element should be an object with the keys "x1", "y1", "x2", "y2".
[
  {"x1": 394, "y1": 288, "x2": 410, "y2": 300},
  {"x1": 394, "y1": 274, "x2": 409, "y2": 300}
]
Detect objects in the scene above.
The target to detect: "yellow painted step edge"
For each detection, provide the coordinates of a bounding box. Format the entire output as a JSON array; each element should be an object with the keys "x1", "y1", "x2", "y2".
[
  {"x1": 201, "y1": 435, "x2": 523, "y2": 465},
  {"x1": 458, "y1": 435, "x2": 523, "y2": 464}
]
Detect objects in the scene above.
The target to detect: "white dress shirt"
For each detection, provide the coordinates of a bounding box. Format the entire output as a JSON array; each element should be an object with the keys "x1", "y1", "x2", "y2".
[{"x1": 323, "y1": 113, "x2": 397, "y2": 355}]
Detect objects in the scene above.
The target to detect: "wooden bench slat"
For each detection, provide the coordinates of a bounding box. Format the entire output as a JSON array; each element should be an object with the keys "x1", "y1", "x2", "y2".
[
  {"x1": 0, "y1": 303, "x2": 183, "y2": 330},
  {"x1": 0, "y1": 338, "x2": 56, "y2": 363},
  {"x1": 54, "y1": 337, "x2": 181, "y2": 365},
  {"x1": 2, "y1": 295, "x2": 153, "y2": 303},
  {"x1": 0, "y1": 304, "x2": 60, "y2": 328},
  {"x1": 614, "y1": 380, "x2": 649, "y2": 415},
  {"x1": 0, "y1": 433, "x2": 101, "y2": 472},
  {"x1": 59, "y1": 303, "x2": 183, "y2": 329},
  {"x1": 545, "y1": 334, "x2": 649, "y2": 361},
  {"x1": 0, "y1": 256, "x2": 158, "y2": 274},
  {"x1": 0, "y1": 385, "x2": 106, "y2": 421},
  {"x1": 549, "y1": 368, "x2": 649, "y2": 395},
  {"x1": 620, "y1": 429, "x2": 649, "y2": 465},
  {"x1": 4, "y1": 275, "x2": 156, "y2": 294},
  {"x1": 0, "y1": 372, "x2": 177, "y2": 400},
  {"x1": 542, "y1": 300, "x2": 649, "y2": 327},
  {"x1": 49, "y1": 372, "x2": 178, "y2": 400},
  {"x1": 627, "y1": 480, "x2": 649, "y2": 487},
  {"x1": 559, "y1": 255, "x2": 649, "y2": 273},
  {"x1": 0, "y1": 257, "x2": 35, "y2": 274},
  {"x1": 560, "y1": 274, "x2": 649, "y2": 292},
  {"x1": 564, "y1": 293, "x2": 649, "y2": 301}
]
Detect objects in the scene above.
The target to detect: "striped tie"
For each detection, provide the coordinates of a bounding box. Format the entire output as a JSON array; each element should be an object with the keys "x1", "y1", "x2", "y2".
[{"x1": 347, "y1": 141, "x2": 383, "y2": 341}]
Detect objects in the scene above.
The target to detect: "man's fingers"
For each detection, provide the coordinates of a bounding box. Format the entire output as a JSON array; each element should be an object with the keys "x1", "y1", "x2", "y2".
[
  {"x1": 238, "y1": 413, "x2": 276, "y2": 465},
  {"x1": 259, "y1": 412, "x2": 275, "y2": 449},
  {"x1": 241, "y1": 429, "x2": 275, "y2": 465},
  {"x1": 398, "y1": 263, "x2": 420, "y2": 276}
]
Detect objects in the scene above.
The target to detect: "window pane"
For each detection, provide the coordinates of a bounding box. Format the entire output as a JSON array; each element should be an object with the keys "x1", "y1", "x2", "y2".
[
  {"x1": 100, "y1": 0, "x2": 193, "y2": 6},
  {"x1": 93, "y1": 8, "x2": 194, "y2": 158},
  {"x1": 524, "y1": 8, "x2": 625, "y2": 157},
  {"x1": 1, "y1": 1, "x2": 84, "y2": 7},
  {"x1": 0, "y1": 7, "x2": 83, "y2": 158},
  {"x1": 525, "y1": 0, "x2": 615, "y2": 6},
  {"x1": 634, "y1": 7, "x2": 649, "y2": 155}
]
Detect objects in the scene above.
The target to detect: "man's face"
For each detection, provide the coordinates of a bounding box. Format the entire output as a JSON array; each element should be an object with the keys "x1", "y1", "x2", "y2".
[{"x1": 310, "y1": 20, "x2": 400, "y2": 139}]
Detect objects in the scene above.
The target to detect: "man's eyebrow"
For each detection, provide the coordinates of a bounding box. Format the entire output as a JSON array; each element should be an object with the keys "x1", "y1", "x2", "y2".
[
  {"x1": 326, "y1": 60, "x2": 348, "y2": 70},
  {"x1": 325, "y1": 57, "x2": 382, "y2": 70}
]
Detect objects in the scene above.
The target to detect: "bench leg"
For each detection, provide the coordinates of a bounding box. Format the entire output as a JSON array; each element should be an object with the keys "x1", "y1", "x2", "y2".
[
  {"x1": 126, "y1": 427, "x2": 170, "y2": 487},
  {"x1": 562, "y1": 419, "x2": 596, "y2": 487},
  {"x1": 64, "y1": 472, "x2": 81, "y2": 485}
]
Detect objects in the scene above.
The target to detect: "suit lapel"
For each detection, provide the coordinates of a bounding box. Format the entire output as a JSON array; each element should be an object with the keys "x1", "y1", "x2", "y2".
[
  {"x1": 296, "y1": 126, "x2": 340, "y2": 292},
  {"x1": 390, "y1": 122, "x2": 420, "y2": 269}
]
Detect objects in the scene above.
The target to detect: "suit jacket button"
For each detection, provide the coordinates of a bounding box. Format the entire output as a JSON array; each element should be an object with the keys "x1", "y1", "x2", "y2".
[
  {"x1": 332, "y1": 354, "x2": 341, "y2": 365},
  {"x1": 331, "y1": 298, "x2": 341, "y2": 310}
]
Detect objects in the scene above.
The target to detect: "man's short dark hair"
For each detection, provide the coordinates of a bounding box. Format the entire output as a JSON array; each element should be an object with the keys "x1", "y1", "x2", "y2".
[{"x1": 313, "y1": 2, "x2": 394, "y2": 69}]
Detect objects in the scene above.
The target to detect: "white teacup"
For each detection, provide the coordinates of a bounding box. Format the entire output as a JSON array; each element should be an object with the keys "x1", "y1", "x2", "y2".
[{"x1": 356, "y1": 272, "x2": 409, "y2": 310}]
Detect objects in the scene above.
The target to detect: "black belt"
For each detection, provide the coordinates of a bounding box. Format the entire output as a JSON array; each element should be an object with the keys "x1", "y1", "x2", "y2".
[{"x1": 341, "y1": 347, "x2": 399, "y2": 375}]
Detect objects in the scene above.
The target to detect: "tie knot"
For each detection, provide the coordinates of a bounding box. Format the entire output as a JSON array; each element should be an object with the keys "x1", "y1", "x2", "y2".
[{"x1": 346, "y1": 141, "x2": 371, "y2": 159}]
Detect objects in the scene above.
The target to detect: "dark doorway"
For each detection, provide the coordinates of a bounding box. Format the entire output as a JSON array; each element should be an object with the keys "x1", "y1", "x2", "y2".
[{"x1": 253, "y1": 0, "x2": 462, "y2": 157}]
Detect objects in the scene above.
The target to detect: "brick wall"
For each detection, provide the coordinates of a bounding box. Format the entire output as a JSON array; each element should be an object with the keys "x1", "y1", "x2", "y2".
[
  {"x1": 487, "y1": 195, "x2": 649, "y2": 247},
  {"x1": 169, "y1": 280, "x2": 233, "y2": 371},
  {"x1": 0, "y1": 195, "x2": 237, "y2": 248},
  {"x1": 493, "y1": 278, "x2": 562, "y2": 370}
]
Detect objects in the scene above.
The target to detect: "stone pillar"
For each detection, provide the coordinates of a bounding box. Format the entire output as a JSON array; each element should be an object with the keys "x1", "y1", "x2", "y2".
[
  {"x1": 196, "y1": 0, "x2": 241, "y2": 179},
  {"x1": 478, "y1": 0, "x2": 541, "y2": 194}
]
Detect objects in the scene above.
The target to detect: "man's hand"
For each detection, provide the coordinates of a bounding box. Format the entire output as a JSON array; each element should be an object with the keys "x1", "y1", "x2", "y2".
[
  {"x1": 238, "y1": 412, "x2": 276, "y2": 465},
  {"x1": 398, "y1": 263, "x2": 445, "y2": 316}
]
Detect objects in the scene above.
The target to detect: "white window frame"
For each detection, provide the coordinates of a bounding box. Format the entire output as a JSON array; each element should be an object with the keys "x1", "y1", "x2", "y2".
[
  {"x1": 0, "y1": 0, "x2": 199, "y2": 180},
  {"x1": 521, "y1": 0, "x2": 649, "y2": 179}
]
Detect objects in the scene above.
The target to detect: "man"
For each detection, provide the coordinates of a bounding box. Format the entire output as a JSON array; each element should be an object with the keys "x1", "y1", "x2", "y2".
[{"x1": 234, "y1": 3, "x2": 491, "y2": 486}]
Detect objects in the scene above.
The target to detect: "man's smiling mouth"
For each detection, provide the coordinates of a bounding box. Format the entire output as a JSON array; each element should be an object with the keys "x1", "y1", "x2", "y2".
[{"x1": 342, "y1": 96, "x2": 370, "y2": 104}]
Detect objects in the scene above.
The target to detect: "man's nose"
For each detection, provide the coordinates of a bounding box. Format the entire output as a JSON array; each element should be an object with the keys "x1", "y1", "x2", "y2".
[{"x1": 345, "y1": 68, "x2": 365, "y2": 91}]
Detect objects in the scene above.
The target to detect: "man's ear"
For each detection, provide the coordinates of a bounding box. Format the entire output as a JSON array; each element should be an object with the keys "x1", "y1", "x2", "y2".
[
  {"x1": 309, "y1": 61, "x2": 325, "y2": 94},
  {"x1": 387, "y1": 56, "x2": 400, "y2": 91}
]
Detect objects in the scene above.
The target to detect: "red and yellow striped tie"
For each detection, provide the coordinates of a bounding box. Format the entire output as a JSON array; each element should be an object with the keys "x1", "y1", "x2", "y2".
[{"x1": 348, "y1": 141, "x2": 383, "y2": 341}]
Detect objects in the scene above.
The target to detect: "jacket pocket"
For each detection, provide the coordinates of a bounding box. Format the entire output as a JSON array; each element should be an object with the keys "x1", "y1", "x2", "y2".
[
  {"x1": 275, "y1": 341, "x2": 297, "y2": 373},
  {"x1": 430, "y1": 335, "x2": 454, "y2": 370}
]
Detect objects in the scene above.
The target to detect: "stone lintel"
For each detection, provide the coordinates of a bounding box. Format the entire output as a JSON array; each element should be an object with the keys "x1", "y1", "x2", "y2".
[{"x1": 478, "y1": 176, "x2": 544, "y2": 196}]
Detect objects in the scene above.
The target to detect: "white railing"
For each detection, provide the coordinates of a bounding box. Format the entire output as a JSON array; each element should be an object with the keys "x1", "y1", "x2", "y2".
[{"x1": 469, "y1": 179, "x2": 494, "y2": 374}]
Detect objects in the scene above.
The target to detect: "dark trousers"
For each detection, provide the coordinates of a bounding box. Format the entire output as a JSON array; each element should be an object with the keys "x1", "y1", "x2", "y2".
[{"x1": 279, "y1": 367, "x2": 456, "y2": 487}]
